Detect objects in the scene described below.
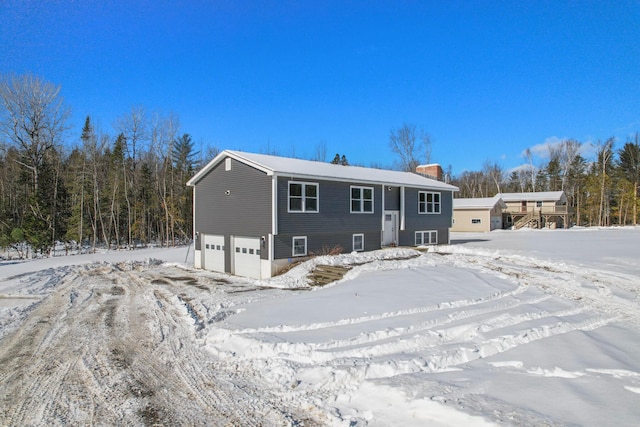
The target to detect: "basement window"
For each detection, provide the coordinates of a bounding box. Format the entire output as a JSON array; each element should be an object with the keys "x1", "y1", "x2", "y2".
[
  {"x1": 353, "y1": 234, "x2": 364, "y2": 252},
  {"x1": 292, "y1": 236, "x2": 307, "y2": 257}
]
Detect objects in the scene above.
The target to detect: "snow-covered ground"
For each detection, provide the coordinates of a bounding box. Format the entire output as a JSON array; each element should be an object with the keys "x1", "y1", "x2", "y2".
[{"x1": 1, "y1": 228, "x2": 639, "y2": 426}]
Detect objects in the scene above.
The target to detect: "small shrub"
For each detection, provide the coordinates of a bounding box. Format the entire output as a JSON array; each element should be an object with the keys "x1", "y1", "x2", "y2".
[{"x1": 310, "y1": 245, "x2": 344, "y2": 256}]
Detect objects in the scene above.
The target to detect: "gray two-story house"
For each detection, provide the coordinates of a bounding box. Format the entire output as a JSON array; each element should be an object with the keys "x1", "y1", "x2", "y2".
[{"x1": 187, "y1": 150, "x2": 458, "y2": 279}]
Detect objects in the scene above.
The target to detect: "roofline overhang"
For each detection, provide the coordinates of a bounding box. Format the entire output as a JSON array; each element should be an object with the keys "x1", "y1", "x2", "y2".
[{"x1": 187, "y1": 149, "x2": 459, "y2": 192}]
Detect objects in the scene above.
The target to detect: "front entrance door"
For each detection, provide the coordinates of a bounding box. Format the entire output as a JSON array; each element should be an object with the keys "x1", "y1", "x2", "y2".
[{"x1": 382, "y1": 210, "x2": 399, "y2": 246}]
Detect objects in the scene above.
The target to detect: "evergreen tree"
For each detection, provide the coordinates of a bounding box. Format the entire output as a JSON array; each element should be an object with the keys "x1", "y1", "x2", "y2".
[{"x1": 617, "y1": 135, "x2": 640, "y2": 224}]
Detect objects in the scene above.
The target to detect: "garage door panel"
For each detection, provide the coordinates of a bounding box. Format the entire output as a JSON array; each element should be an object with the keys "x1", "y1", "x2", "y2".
[
  {"x1": 233, "y1": 237, "x2": 261, "y2": 279},
  {"x1": 202, "y1": 234, "x2": 225, "y2": 273}
]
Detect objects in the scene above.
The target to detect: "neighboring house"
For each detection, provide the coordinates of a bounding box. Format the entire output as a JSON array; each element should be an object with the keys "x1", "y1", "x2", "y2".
[
  {"x1": 452, "y1": 195, "x2": 507, "y2": 232},
  {"x1": 187, "y1": 150, "x2": 459, "y2": 279},
  {"x1": 498, "y1": 191, "x2": 569, "y2": 229}
]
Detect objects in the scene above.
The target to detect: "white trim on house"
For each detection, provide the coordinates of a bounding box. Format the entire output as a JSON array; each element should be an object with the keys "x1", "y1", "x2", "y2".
[
  {"x1": 453, "y1": 195, "x2": 506, "y2": 210},
  {"x1": 292, "y1": 236, "x2": 307, "y2": 257},
  {"x1": 287, "y1": 181, "x2": 319, "y2": 213},
  {"x1": 400, "y1": 186, "x2": 406, "y2": 231},
  {"x1": 352, "y1": 233, "x2": 364, "y2": 252},
  {"x1": 188, "y1": 150, "x2": 458, "y2": 192},
  {"x1": 497, "y1": 191, "x2": 566, "y2": 203},
  {"x1": 271, "y1": 176, "x2": 278, "y2": 235},
  {"x1": 418, "y1": 191, "x2": 441, "y2": 214},
  {"x1": 350, "y1": 185, "x2": 374, "y2": 213},
  {"x1": 415, "y1": 230, "x2": 438, "y2": 245}
]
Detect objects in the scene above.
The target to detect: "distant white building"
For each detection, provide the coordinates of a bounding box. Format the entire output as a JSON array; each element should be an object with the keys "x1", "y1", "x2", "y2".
[
  {"x1": 453, "y1": 191, "x2": 570, "y2": 231},
  {"x1": 498, "y1": 191, "x2": 569, "y2": 229},
  {"x1": 452, "y1": 195, "x2": 506, "y2": 232}
]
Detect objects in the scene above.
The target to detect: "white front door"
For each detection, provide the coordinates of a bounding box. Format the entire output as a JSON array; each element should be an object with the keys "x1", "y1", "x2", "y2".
[
  {"x1": 232, "y1": 236, "x2": 262, "y2": 279},
  {"x1": 202, "y1": 234, "x2": 225, "y2": 273},
  {"x1": 383, "y1": 210, "x2": 399, "y2": 246}
]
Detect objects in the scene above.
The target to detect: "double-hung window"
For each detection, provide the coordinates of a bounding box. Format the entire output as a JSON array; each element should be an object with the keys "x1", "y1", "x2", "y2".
[
  {"x1": 289, "y1": 181, "x2": 319, "y2": 213},
  {"x1": 418, "y1": 191, "x2": 441, "y2": 214},
  {"x1": 351, "y1": 186, "x2": 374, "y2": 213}
]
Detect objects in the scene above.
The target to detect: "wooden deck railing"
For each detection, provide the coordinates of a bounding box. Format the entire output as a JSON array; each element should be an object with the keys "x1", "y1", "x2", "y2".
[{"x1": 504, "y1": 206, "x2": 570, "y2": 215}]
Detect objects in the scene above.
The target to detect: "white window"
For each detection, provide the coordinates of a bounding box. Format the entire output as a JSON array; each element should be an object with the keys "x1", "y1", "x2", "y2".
[
  {"x1": 289, "y1": 182, "x2": 319, "y2": 213},
  {"x1": 415, "y1": 230, "x2": 438, "y2": 245},
  {"x1": 351, "y1": 186, "x2": 374, "y2": 213},
  {"x1": 292, "y1": 236, "x2": 307, "y2": 256},
  {"x1": 471, "y1": 218, "x2": 481, "y2": 224},
  {"x1": 536, "y1": 201, "x2": 543, "y2": 208},
  {"x1": 353, "y1": 234, "x2": 364, "y2": 252},
  {"x1": 225, "y1": 158, "x2": 232, "y2": 171},
  {"x1": 418, "y1": 191, "x2": 441, "y2": 214}
]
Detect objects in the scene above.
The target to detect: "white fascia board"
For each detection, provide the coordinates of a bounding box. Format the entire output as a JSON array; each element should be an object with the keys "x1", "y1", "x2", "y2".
[
  {"x1": 400, "y1": 186, "x2": 406, "y2": 231},
  {"x1": 187, "y1": 150, "x2": 275, "y2": 186},
  {"x1": 227, "y1": 151, "x2": 275, "y2": 176},
  {"x1": 272, "y1": 172, "x2": 455, "y2": 192},
  {"x1": 271, "y1": 176, "x2": 278, "y2": 235},
  {"x1": 381, "y1": 184, "x2": 386, "y2": 232}
]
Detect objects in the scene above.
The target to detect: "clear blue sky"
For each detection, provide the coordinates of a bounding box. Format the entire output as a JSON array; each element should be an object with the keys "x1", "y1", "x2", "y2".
[{"x1": 2, "y1": 1, "x2": 639, "y2": 175}]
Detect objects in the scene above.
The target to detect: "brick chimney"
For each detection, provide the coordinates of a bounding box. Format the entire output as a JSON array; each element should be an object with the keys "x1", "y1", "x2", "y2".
[{"x1": 416, "y1": 164, "x2": 443, "y2": 181}]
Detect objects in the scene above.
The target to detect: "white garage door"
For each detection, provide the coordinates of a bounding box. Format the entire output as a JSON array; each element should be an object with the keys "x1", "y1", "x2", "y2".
[
  {"x1": 202, "y1": 234, "x2": 225, "y2": 273},
  {"x1": 491, "y1": 216, "x2": 503, "y2": 231},
  {"x1": 233, "y1": 236, "x2": 261, "y2": 279}
]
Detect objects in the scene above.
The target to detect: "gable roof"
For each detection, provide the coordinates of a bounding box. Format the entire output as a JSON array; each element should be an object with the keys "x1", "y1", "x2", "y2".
[
  {"x1": 453, "y1": 195, "x2": 506, "y2": 210},
  {"x1": 188, "y1": 150, "x2": 459, "y2": 191},
  {"x1": 497, "y1": 191, "x2": 566, "y2": 202}
]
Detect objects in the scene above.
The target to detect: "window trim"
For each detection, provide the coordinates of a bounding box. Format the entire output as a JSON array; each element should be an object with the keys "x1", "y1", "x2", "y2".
[
  {"x1": 292, "y1": 236, "x2": 307, "y2": 257},
  {"x1": 418, "y1": 191, "x2": 441, "y2": 214},
  {"x1": 415, "y1": 230, "x2": 438, "y2": 246},
  {"x1": 350, "y1": 186, "x2": 374, "y2": 214},
  {"x1": 352, "y1": 233, "x2": 364, "y2": 252},
  {"x1": 288, "y1": 181, "x2": 319, "y2": 213}
]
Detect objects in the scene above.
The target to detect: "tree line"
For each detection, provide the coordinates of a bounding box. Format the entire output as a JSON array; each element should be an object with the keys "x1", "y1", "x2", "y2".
[
  {"x1": 0, "y1": 74, "x2": 208, "y2": 256},
  {"x1": 451, "y1": 137, "x2": 640, "y2": 226},
  {"x1": 1, "y1": 74, "x2": 639, "y2": 257}
]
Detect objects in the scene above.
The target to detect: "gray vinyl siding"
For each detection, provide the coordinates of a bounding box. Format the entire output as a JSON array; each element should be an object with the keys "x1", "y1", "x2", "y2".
[
  {"x1": 274, "y1": 231, "x2": 380, "y2": 259},
  {"x1": 384, "y1": 186, "x2": 401, "y2": 210},
  {"x1": 277, "y1": 178, "x2": 382, "y2": 234},
  {"x1": 399, "y1": 188, "x2": 453, "y2": 246},
  {"x1": 274, "y1": 178, "x2": 382, "y2": 259},
  {"x1": 193, "y1": 157, "x2": 272, "y2": 269}
]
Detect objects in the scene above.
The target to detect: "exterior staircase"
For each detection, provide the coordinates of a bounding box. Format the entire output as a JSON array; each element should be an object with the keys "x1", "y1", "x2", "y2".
[
  {"x1": 308, "y1": 265, "x2": 352, "y2": 286},
  {"x1": 513, "y1": 211, "x2": 541, "y2": 229}
]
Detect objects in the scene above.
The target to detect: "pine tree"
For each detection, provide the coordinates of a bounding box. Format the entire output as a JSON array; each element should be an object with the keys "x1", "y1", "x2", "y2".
[{"x1": 617, "y1": 135, "x2": 640, "y2": 225}]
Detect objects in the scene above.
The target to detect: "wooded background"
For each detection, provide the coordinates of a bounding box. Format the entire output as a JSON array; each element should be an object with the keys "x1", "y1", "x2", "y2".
[{"x1": 1, "y1": 74, "x2": 639, "y2": 256}]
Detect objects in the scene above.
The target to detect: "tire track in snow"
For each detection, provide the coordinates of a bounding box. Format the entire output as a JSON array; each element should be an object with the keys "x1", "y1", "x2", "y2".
[
  {"x1": 438, "y1": 250, "x2": 640, "y2": 326},
  {"x1": 233, "y1": 280, "x2": 533, "y2": 336},
  {"x1": 0, "y1": 262, "x2": 316, "y2": 426},
  {"x1": 204, "y1": 250, "x2": 626, "y2": 415}
]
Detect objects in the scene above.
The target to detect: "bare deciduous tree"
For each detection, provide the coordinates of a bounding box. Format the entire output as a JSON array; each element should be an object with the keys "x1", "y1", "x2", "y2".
[
  {"x1": 389, "y1": 123, "x2": 432, "y2": 171},
  {"x1": 482, "y1": 161, "x2": 504, "y2": 195},
  {"x1": 312, "y1": 140, "x2": 328, "y2": 162},
  {"x1": 0, "y1": 74, "x2": 70, "y2": 193}
]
